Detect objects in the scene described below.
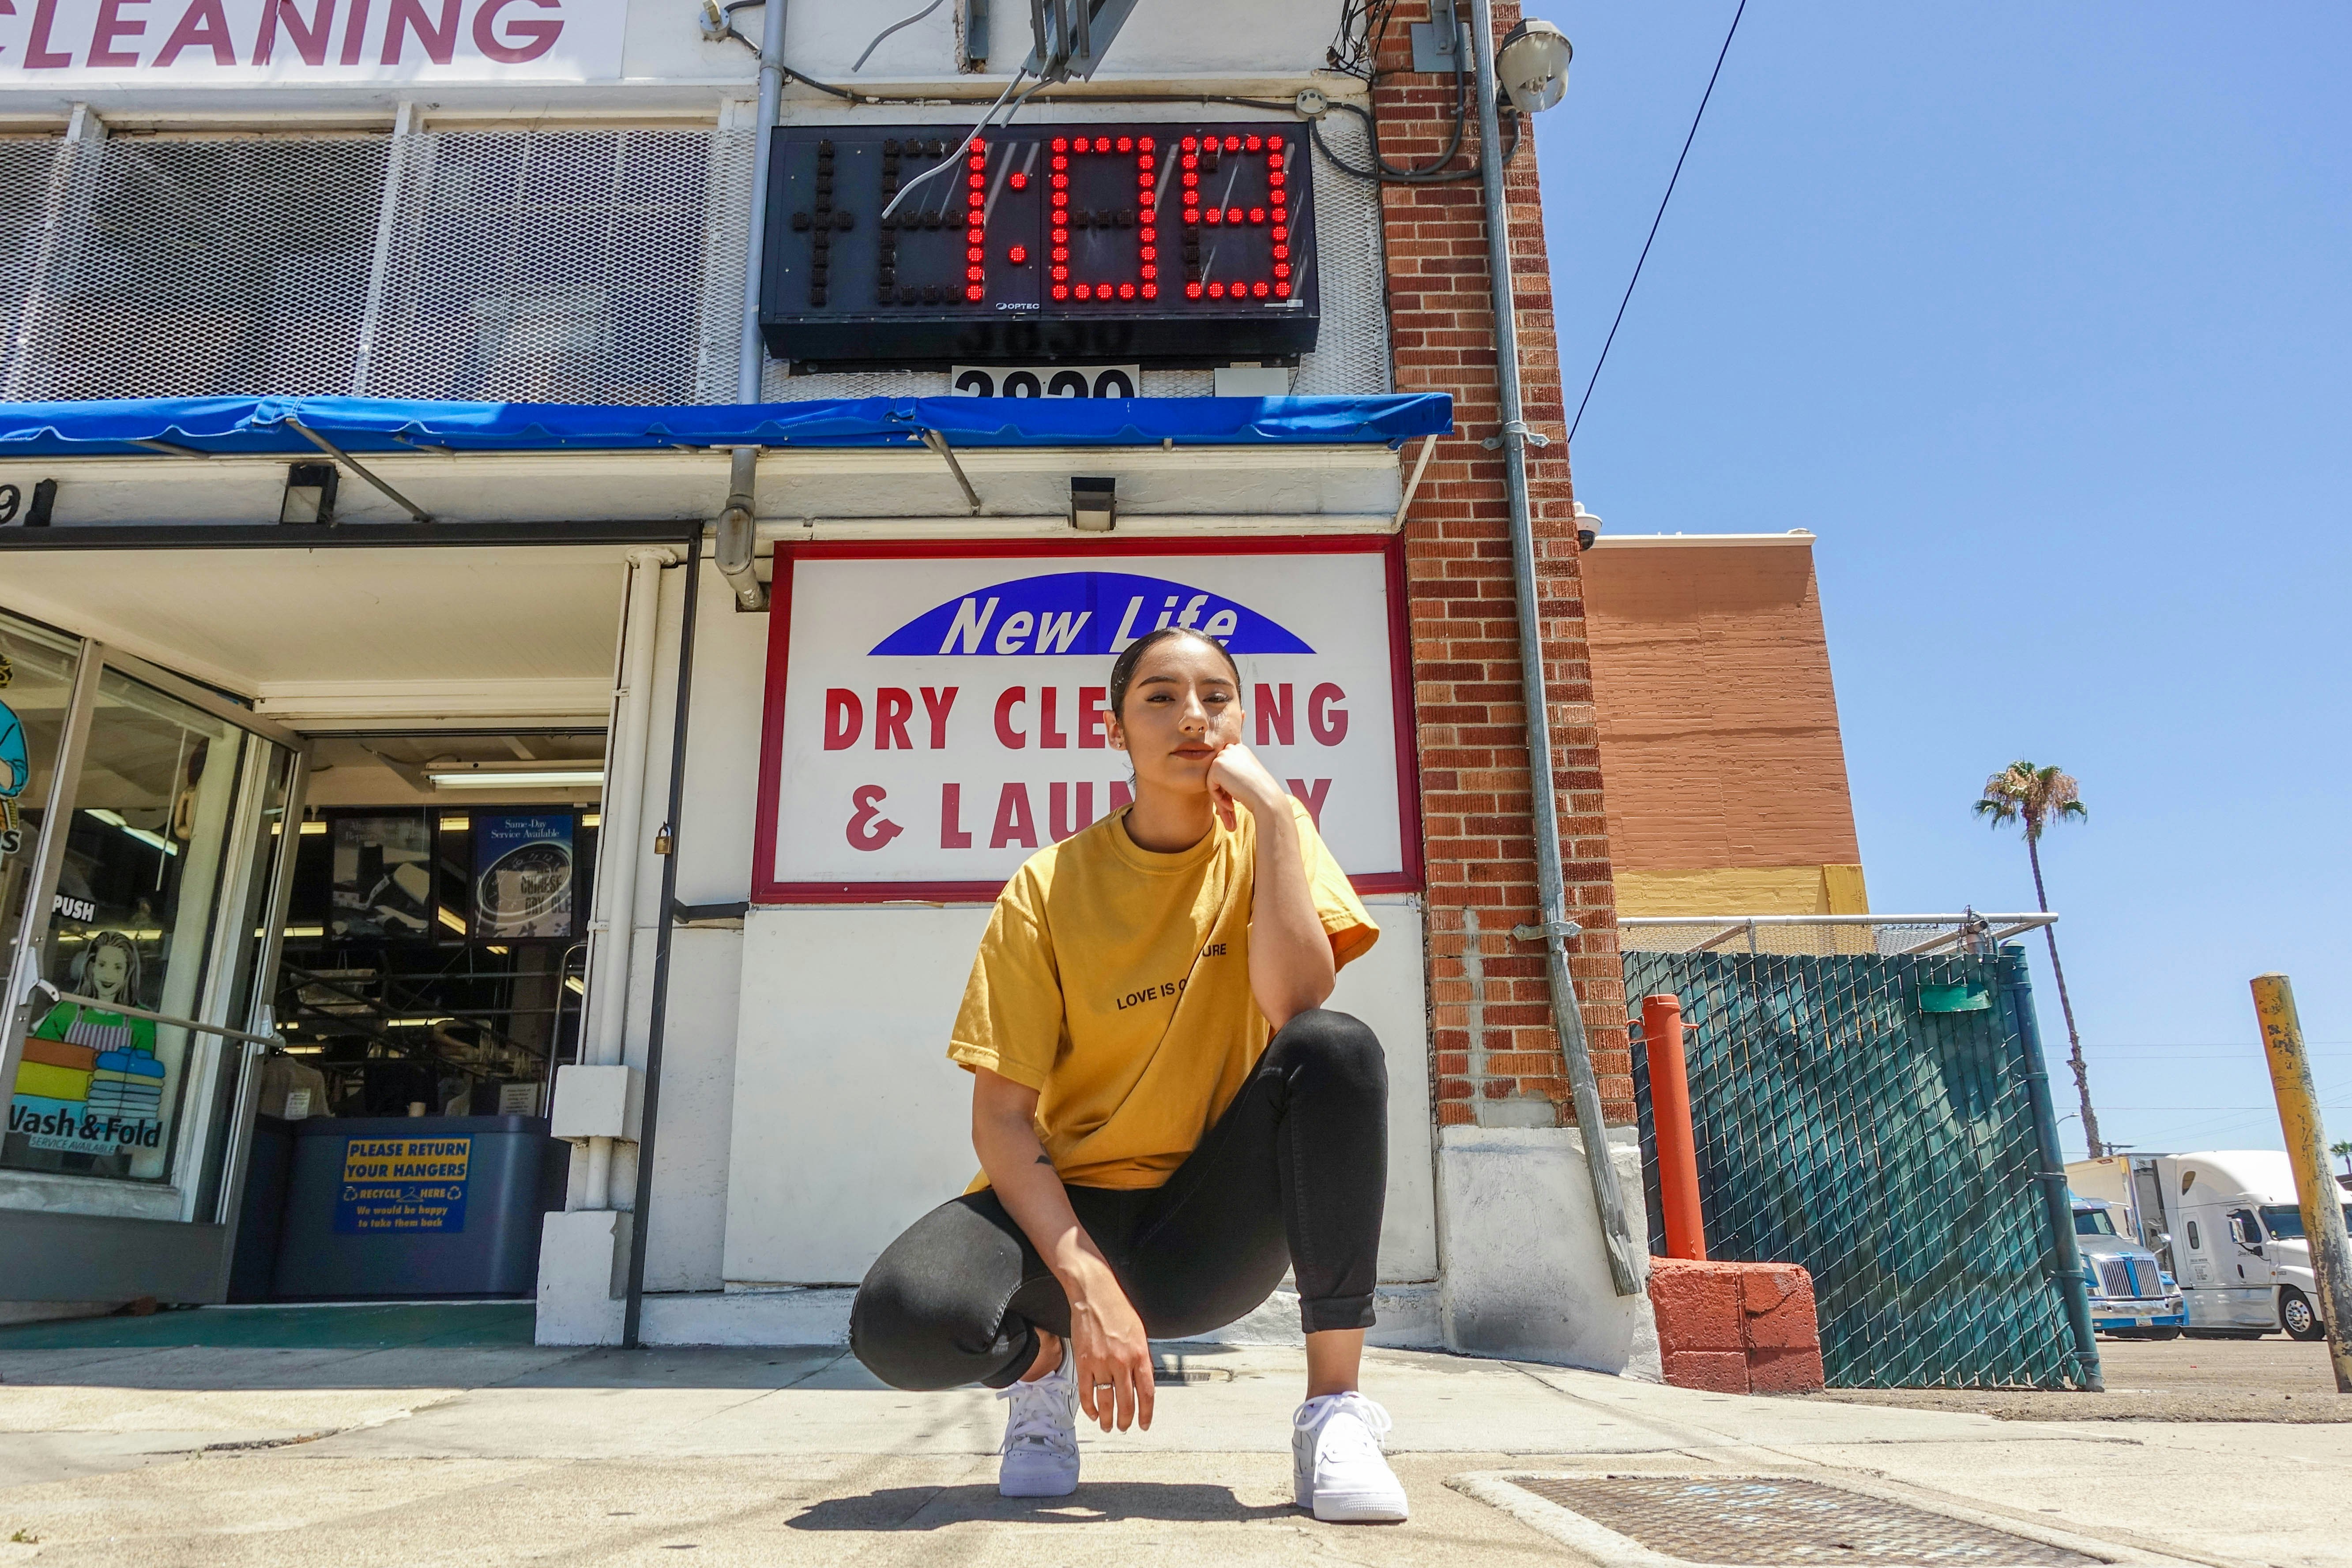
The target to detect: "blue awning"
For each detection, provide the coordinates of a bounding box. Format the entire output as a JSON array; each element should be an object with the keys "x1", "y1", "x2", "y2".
[{"x1": 0, "y1": 394, "x2": 1453, "y2": 459}]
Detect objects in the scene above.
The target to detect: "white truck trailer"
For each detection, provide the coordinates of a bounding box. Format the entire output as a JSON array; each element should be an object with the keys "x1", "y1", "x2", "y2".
[{"x1": 2066, "y1": 1150, "x2": 2348, "y2": 1341}]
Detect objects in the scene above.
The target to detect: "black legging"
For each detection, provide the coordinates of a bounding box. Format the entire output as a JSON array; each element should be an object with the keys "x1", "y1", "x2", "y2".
[{"x1": 851, "y1": 1008, "x2": 1389, "y2": 1391}]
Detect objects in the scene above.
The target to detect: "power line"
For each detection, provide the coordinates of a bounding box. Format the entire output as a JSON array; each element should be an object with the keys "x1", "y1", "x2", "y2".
[{"x1": 1566, "y1": 0, "x2": 1748, "y2": 447}]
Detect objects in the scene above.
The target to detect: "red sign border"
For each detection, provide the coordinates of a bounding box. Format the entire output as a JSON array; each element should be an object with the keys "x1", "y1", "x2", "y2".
[{"x1": 750, "y1": 534, "x2": 1423, "y2": 904}]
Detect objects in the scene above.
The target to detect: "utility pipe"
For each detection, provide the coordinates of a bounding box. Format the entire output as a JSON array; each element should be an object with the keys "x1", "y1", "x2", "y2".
[
  {"x1": 1640, "y1": 994, "x2": 1706, "y2": 1261},
  {"x1": 715, "y1": 446, "x2": 767, "y2": 610},
  {"x1": 2251, "y1": 973, "x2": 2352, "y2": 1392},
  {"x1": 583, "y1": 546, "x2": 675, "y2": 1211},
  {"x1": 1467, "y1": 0, "x2": 1643, "y2": 1297},
  {"x1": 740, "y1": 0, "x2": 789, "y2": 402}
]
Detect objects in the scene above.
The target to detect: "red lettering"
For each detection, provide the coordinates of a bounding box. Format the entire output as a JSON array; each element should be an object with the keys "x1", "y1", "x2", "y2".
[
  {"x1": 380, "y1": 0, "x2": 458, "y2": 64},
  {"x1": 990, "y1": 782, "x2": 1038, "y2": 850},
  {"x1": 338, "y1": 0, "x2": 370, "y2": 63},
  {"x1": 472, "y1": 0, "x2": 560, "y2": 63},
  {"x1": 845, "y1": 785, "x2": 903, "y2": 852},
  {"x1": 1255, "y1": 682, "x2": 1294, "y2": 746},
  {"x1": 1286, "y1": 778, "x2": 1331, "y2": 828},
  {"x1": 1308, "y1": 683, "x2": 1349, "y2": 745},
  {"x1": 1109, "y1": 780, "x2": 1133, "y2": 813},
  {"x1": 823, "y1": 688, "x2": 862, "y2": 750},
  {"x1": 157, "y1": 0, "x2": 236, "y2": 65},
  {"x1": 939, "y1": 782, "x2": 972, "y2": 849},
  {"x1": 1049, "y1": 781, "x2": 1095, "y2": 842},
  {"x1": 993, "y1": 686, "x2": 1027, "y2": 749},
  {"x1": 253, "y1": 0, "x2": 336, "y2": 65},
  {"x1": 23, "y1": 0, "x2": 75, "y2": 67},
  {"x1": 89, "y1": 0, "x2": 149, "y2": 67},
  {"x1": 1039, "y1": 685, "x2": 1068, "y2": 749},
  {"x1": 1078, "y1": 686, "x2": 1107, "y2": 748},
  {"x1": 874, "y1": 688, "x2": 914, "y2": 750},
  {"x1": 920, "y1": 686, "x2": 958, "y2": 749}
]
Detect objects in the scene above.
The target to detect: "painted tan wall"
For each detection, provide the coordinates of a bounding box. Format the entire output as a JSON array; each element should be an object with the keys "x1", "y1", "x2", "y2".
[{"x1": 1581, "y1": 537, "x2": 1865, "y2": 914}]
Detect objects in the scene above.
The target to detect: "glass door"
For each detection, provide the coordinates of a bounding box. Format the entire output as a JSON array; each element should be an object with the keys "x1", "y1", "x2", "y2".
[{"x1": 1, "y1": 610, "x2": 304, "y2": 1220}]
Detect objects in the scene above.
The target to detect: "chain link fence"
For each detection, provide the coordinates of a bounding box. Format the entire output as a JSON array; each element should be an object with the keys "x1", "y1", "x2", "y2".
[
  {"x1": 1626, "y1": 941, "x2": 2098, "y2": 1389},
  {"x1": 1622, "y1": 912, "x2": 2056, "y2": 959}
]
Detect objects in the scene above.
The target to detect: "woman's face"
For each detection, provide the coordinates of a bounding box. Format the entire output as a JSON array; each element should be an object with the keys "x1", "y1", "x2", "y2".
[
  {"x1": 90, "y1": 943, "x2": 128, "y2": 1000},
  {"x1": 1108, "y1": 639, "x2": 1245, "y2": 797}
]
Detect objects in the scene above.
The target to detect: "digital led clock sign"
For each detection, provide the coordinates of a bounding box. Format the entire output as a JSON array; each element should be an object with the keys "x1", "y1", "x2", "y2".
[{"x1": 757, "y1": 122, "x2": 1318, "y2": 371}]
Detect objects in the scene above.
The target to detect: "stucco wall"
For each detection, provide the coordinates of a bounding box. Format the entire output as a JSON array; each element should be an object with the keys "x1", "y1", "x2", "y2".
[{"x1": 1580, "y1": 537, "x2": 1864, "y2": 902}]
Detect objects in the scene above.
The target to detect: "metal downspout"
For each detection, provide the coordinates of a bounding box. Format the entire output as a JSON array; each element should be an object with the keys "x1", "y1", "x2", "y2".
[
  {"x1": 1467, "y1": 0, "x2": 1642, "y2": 1297},
  {"x1": 740, "y1": 0, "x2": 788, "y2": 402},
  {"x1": 623, "y1": 529, "x2": 704, "y2": 1348},
  {"x1": 582, "y1": 547, "x2": 676, "y2": 1211}
]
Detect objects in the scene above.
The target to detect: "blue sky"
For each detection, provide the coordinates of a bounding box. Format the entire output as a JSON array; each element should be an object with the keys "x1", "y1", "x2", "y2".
[{"x1": 1526, "y1": 3, "x2": 2351, "y2": 1162}]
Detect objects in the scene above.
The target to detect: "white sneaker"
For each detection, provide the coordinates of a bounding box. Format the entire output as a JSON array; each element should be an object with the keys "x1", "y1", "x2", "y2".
[
  {"x1": 997, "y1": 1345, "x2": 1080, "y2": 1498},
  {"x1": 1292, "y1": 1392, "x2": 1409, "y2": 1522}
]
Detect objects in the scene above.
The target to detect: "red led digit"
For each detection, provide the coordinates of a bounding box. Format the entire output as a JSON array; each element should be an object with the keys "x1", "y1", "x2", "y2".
[
  {"x1": 1051, "y1": 173, "x2": 1068, "y2": 189},
  {"x1": 1245, "y1": 135, "x2": 1262, "y2": 152},
  {"x1": 1272, "y1": 226, "x2": 1287, "y2": 241},
  {"x1": 1268, "y1": 134, "x2": 1283, "y2": 150},
  {"x1": 1274, "y1": 282, "x2": 1291, "y2": 298},
  {"x1": 1183, "y1": 207, "x2": 1200, "y2": 225},
  {"x1": 1223, "y1": 135, "x2": 1241, "y2": 152},
  {"x1": 966, "y1": 284, "x2": 982, "y2": 300},
  {"x1": 1208, "y1": 281, "x2": 1225, "y2": 298},
  {"x1": 1182, "y1": 135, "x2": 1198, "y2": 150},
  {"x1": 1142, "y1": 282, "x2": 1159, "y2": 298},
  {"x1": 1252, "y1": 281, "x2": 1269, "y2": 298},
  {"x1": 1138, "y1": 226, "x2": 1155, "y2": 242},
  {"x1": 1274, "y1": 263, "x2": 1291, "y2": 278},
  {"x1": 1140, "y1": 136, "x2": 1155, "y2": 150},
  {"x1": 1204, "y1": 208, "x2": 1223, "y2": 225},
  {"x1": 1009, "y1": 244, "x2": 1028, "y2": 263},
  {"x1": 1051, "y1": 246, "x2": 1068, "y2": 262},
  {"x1": 1185, "y1": 281, "x2": 1203, "y2": 298},
  {"x1": 967, "y1": 246, "x2": 983, "y2": 262},
  {"x1": 1272, "y1": 244, "x2": 1288, "y2": 259},
  {"x1": 967, "y1": 266, "x2": 984, "y2": 281},
  {"x1": 1116, "y1": 136, "x2": 1133, "y2": 153},
  {"x1": 1138, "y1": 152, "x2": 1155, "y2": 169},
  {"x1": 1118, "y1": 282, "x2": 1136, "y2": 299},
  {"x1": 1225, "y1": 207, "x2": 1242, "y2": 224},
  {"x1": 1010, "y1": 171, "x2": 1029, "y2": 190},
  {"x1": 1053, "y1": 283, "x2": 1069, "y2": 299},
  {"x1": 1140, "y1": 245, "x2": 1157, "y2": 260},
  {"x1": 1140, "y1": 264, "x2": 1156, "y2": 278},
  {"x1": 1075, "y1": 283, "x2": 1091, "y2": 299},
  {"x1": 1269, "y1": 169, "x2": 1286, "y2": 188},
  {"x1": 966, "y1": 229, "x2": 984, "y2": 245},
  {"x1": 1052, "y1": 137, "x2": 1069, "y2": 152},
  {"x1": 1182, "y1": 171, "x2": 1198, "y2": 189},
  {"x1": 1051, "y1": 265, "x2": 1068, "y2": 280},
  {"x1": 1249, "y1": 207, "x2": 1265, "y2": 224}
]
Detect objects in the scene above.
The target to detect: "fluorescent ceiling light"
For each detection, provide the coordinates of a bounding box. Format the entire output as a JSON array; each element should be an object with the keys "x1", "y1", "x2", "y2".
[
  {"x1": 86, "y1": 808, "x2": 177, "y2": 857},
  {"x1": 428, "y1": 769, "x2": 605, "y2": 790},
  {"x1": 436, "y1": 906, "x2": 467, "y2": 934}
]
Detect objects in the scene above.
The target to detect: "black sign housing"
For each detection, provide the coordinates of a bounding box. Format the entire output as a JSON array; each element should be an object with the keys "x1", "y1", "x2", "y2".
[{"x1": 757, "y1": 122, "x2": 1319, "y2": 371}]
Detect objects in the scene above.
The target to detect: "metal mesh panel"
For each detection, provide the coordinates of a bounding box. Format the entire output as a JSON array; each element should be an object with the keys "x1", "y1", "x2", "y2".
[
  {"x1": 7, "y1": 135, "x2": 388, "y2": 401},
  {"x1": 365, "y1": 130, "x2": 736, "y2": 404},
  {"x1": 1623, "y1": 916, "x2": 2049, "y2": 959},
  {"x1": 0, "y1": 139, "x2": 67, "y2": 396},
  {"x1": 1625, "y1": 948, "x2": 2091, "y2": 1389}
]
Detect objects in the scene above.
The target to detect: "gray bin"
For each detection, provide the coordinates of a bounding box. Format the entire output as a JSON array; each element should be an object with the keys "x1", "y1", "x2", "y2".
[{"x1": 271, "y1": 1115, "x2": 568, "y2": 1300}]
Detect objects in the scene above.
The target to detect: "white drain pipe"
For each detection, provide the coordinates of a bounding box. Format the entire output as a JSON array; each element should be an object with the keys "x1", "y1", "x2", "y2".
[{"x1": 582, "y1": 546, "x2": 675, "y2": 1210}]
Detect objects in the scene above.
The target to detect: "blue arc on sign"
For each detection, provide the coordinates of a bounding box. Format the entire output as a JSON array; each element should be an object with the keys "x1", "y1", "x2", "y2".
[{"x1": 869, "y1": 572, "x2": 1314, "y2": 656}]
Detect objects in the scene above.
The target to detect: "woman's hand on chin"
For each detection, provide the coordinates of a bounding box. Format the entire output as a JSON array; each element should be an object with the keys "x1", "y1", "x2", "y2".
[
  {"x1": 1064, "y1": 1258, "x2": 1156, "y2": 1432},
  {"x1": 1204, "y1": 741, "x2": 1289, "y2": 831}
]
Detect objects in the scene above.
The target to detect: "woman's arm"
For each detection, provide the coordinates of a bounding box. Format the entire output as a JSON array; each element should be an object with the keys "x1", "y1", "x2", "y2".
[
  {"x1": 971, "y1": 1066, "x2": 1154, "y2": 1431},
  {"x1": 1207, "y1": 744, "x2": 1336, "y2": 1028}
]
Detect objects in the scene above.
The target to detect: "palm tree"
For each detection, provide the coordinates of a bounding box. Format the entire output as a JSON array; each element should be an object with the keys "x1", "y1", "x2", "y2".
[
  {"x1": 1975, "y1": 762, "x2": 2098, "y2": 1154},
  {"x1": 2333, "y1": 1139, "x2": 2352, "y2": 1182}
]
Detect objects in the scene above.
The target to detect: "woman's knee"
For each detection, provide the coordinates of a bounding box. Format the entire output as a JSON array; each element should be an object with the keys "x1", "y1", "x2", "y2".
[
  {"x1": 850, "y1": 1200, "x2": 1027, "y2": 1391},
  {"x1": 1270, "y1": 1008, "x2": 1386, "y2": 1095}
]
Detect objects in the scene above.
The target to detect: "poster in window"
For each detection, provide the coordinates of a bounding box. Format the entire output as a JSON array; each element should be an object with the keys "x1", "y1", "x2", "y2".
[
  {"x1": 473, "y1": 815, "x2": 575, "y2": 940},
  {"x1": 330, "y1": 815, "x2": 433, "y2": 939}
]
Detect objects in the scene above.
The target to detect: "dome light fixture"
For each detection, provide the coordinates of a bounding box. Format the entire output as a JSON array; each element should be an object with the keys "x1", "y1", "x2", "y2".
[{"x1": 1496, "y1": 18, "x2": 1572, "y2": 116}]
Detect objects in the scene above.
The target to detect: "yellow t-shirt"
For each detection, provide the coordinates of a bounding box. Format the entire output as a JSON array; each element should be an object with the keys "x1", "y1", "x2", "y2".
[{"x1": 948, "y1": 797, "x2": 1377, "y2": 1191}]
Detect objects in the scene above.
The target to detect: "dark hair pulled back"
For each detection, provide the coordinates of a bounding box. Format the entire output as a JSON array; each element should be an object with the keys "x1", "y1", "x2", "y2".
[{"x1": 1107, "y1": 626, "x2": 1242, "y2": 725}]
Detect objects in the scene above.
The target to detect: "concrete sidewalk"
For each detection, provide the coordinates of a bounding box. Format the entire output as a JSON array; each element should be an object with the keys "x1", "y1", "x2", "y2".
[{"x1": 0, "y1": 1314, "x2": 2340, "y2": 1567}]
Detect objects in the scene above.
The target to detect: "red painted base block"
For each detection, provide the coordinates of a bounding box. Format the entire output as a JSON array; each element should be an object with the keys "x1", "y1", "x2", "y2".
[{"x1": 1648, "y1": 1258, "x2": 1823, "y2": 1395}]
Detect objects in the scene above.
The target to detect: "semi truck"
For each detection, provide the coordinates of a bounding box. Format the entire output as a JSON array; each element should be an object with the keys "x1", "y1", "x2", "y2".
[{"x1": 2067, "y1": 1150, "x2": 2348, "y2": 1341}]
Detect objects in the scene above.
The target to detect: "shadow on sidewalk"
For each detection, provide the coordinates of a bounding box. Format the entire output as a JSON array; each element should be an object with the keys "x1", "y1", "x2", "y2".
[{"x1": 787, "y1": 1483, "x2": 1296, "y2": 1530}]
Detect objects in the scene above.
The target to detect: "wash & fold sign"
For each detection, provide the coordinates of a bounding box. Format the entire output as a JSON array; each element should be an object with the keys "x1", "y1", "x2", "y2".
[{"x1": 755, "y1": 544, "x2": 1415, "y2": 900}]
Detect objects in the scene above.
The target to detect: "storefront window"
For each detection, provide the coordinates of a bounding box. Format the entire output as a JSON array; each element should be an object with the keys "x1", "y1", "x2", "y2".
[
  {"x1": 0, "y1": 613, "x2": 82, "y2": 1007},
  {"x1": 6, "y1": 665, "x2": 260, "y2": 1183}
]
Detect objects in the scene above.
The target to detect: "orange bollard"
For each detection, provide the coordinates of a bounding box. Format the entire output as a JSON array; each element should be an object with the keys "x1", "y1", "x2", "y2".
[{"x1": 1642, "y1": 993, "x2": 1708, "y2": 1260}]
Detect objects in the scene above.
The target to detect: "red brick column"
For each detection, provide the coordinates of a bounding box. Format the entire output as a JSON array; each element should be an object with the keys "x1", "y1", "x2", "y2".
[{"x1": 1373, "y1": 1, "x2": 1632, "y2": 1128}]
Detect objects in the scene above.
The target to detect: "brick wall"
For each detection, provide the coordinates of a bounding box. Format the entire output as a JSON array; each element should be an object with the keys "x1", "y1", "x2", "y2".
[{"x1": 1373, "y1": 1, "x2": 1633, "y2": 1127}]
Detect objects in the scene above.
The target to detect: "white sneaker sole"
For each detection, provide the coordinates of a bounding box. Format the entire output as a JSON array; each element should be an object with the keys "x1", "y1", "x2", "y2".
[
  {"x1": 1000, "y1": 1470, "x2": 1079, "y2": 1499},
  {"x1": 1310, "y1": 1488, "x2": 1409, "y2": 1523}
]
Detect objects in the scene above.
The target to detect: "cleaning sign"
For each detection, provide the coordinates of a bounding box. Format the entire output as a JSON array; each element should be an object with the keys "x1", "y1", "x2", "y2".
[
  {"x1": 754, "y1": 541, "x2": 1417, "y2": 901},
  {"x1": 334, "y1": 1137, "x2": 470, "y2": 1233}
]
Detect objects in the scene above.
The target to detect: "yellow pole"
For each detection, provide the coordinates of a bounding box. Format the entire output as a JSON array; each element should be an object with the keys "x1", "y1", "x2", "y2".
[{"x1": 2251, "y1": 973, "x2": 2352, "y2": 1394}]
